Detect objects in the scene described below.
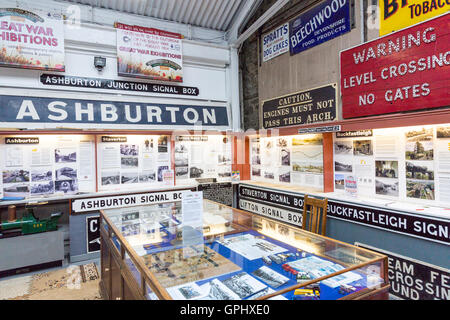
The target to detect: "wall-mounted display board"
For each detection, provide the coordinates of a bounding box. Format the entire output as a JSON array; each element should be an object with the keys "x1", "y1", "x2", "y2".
[
  {"x1": 334, "y1": 124, "x2": 450, "y2": 207},
  {"x1": 341, "y1": 13, "x2": 449, "y2": 119},
  {"x1": 379, "y1": 1, "x2": 450, "y2": 36},
  {"x1": 115, "y1": 22, "x2": 183, "y2": 82},
  {"x1": 250, "y1": 134, "x2": 324, "y2": 191},
  {"x1": 0, "y1": 135, "x2": 96, "y2": 200},
  {"x1": 174, "y1": 135, "x2": 232, "y2": 184},
  {"x1": 97, "y1": 135, "x2": 172, "y2": 192},
  {"x1": 0, "y1": 8, "x2": 65, "y2": 71}
]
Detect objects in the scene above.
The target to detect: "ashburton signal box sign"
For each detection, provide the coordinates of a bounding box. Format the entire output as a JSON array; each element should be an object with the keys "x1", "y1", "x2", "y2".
[
  {"x1": 262, "y1": 84, "x2": 337, "y2": 129},
  {"x1": 340, "y1": 13, "x2": 450, "y2": 119}
]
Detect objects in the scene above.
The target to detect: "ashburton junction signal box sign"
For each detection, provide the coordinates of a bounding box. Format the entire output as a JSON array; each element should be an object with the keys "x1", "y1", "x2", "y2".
[
  {"x1": 262, "y1": 83, "x2": 337, "y2": 129},
  {"x1": 340, "y1": 13, "x2": 449, "y2": 119}
]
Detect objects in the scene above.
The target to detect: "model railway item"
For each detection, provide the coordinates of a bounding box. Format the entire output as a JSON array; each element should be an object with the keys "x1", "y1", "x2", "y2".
[
  {"x1": 0, "y1": 203, "x2": 62, "y2": 238},
  {"x1": 262, "y1": 256, "x2": 272, "y2": 265}
]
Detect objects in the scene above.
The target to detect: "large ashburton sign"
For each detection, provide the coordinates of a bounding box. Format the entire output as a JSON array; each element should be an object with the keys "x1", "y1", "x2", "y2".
[
  {"x1": 356, "y1": 243, "x2": 450, "y2": 300},
  {"x1": 341, "y1": 13, "x2": 450, "y2": 119},
  {"x1": 238, "y1": 184, "x2": 450, "y2": 245},
  {"x1": 72, "y1": 189, "x2": 192, "y2": 213},
  {"x1": 0, "y1": 95, "x2": 230, "y2": 129},
  {"x1": 289, "y1": 0, "x2": 351, "y2": 55},
  {"x1": 0, "y1": 8, "x2": 65, "y2": 71},
  {"x1": 262, "y1": 23, "x2": 290, "y2": 62},
  {"x1": 379, "y1": 1, "x2": 450, "y2": 36},
  {"x1": 116, "y1": 22, "x2": 183, "y2": 82},
  {"x1": 261, "y1": 84, "x2": 337, "y2": 129}
]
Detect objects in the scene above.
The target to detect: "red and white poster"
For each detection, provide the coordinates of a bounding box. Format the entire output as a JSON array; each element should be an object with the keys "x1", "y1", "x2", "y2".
[
  {"x1": 341, "y1": 13, "x2": 449, "y2": 119},
  {"x1": 116, "y1": 22, "x2": 183, "y2": 82},
  {"x1": 0, "y1": 8, "x2": 65, "y2": 71}
]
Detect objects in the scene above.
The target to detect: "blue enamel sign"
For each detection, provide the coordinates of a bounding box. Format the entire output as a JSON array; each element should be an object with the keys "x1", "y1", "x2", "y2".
[{"x1": 289, "y1": 0, "x2": 351, "y2": 55}]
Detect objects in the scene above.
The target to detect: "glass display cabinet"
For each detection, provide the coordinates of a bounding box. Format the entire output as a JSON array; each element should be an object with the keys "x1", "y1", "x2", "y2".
[{"x1": 99, "y1": 199, "x2": 389, "y2": 300}]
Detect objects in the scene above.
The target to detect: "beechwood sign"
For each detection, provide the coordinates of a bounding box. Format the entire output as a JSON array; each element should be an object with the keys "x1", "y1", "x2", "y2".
[{"x1": 0, "y1": 95, "x2": 229, "y2": 129}]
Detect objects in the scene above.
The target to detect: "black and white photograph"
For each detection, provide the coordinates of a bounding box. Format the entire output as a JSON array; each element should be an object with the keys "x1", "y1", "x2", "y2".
[
  {"x1": 375, "y1": 178, "x2": 399, "y2": 197},
  {"x1": 101, "y1": 171, "x2": 120, "y2": 185},
  {"x1": 252, "y1": 167, "x2": 261, "y2": 177},
  {"x1": 168, "y1": 282, "x2": 205, "y2": 300},
  {"x1": 279, "y1": 169, "x2": 290, "y2": 183},
  {"x1": 158, "y1": 135, "x2": 168, "y2": 153},
  {"x1": 334, "y1": 141, "x2": 352, "y2": 155},
  {"x1": 120, "y1": 144, "x2": 139, "y2": 156},
  {"x1": 251, "y1": 154, "x2": 261, "y2": 165},
  {"x1": 200, "y1": 279, "x2": 240, "y2": 300},
  {"x1": 175, "y1": 166, "x2": 189, "y2": 179},
  {"x1": 56, "y1": 166, "x2": 77, "y2": 180},
  {"x1": 143, "y1": 138, "x2": 154, "y2": 152},
  {"x1": 3, "y1": 169, "x2": 30, "y2": 183},
  {"x1": 251, "y1": 266, "x2": 290, "y2": 288},
  {"x1": 158, "y1": 166, "x2": 169, "y2": 181},
  {"x1": 281, "y1": 148, "x2": 290, "y2": 166},
  {"x1": 31, "y1": 181, "x2": 54, "y2": 195},
  {"x1": 353, "y1": 140, "x2": 373, "y2": 156},
  {"x1": 175, "y1": 153, "x2": 189, "y2": 167},
  {"x1": 139, "y1": 171, "x2": 156, "y2": 183},
  {"x1": 406, "y1": 162, "x2": 434, "y2": 181},
  {"x1": 189, "y1": 166, "x2": 203, "y2": 179},
  {"x1": 121, "y1": 172, "x2": 139, "y2": 184},
  {"x1": 3, "y1": 183, "x2": 30, "y2": 197},
  {"x1": 277, "y1": 138, "x2": 288, "y2": 147},
  {"x1": 121, "y1": 222, "x2": 140, "y2": 237},
  {"x1": 121, "y1": 157, "x2": 139, "y2": 168},
  {"x1": 222, "y1": 272, "x2": 267, "y2": 299},
  {"x1": 263, "y1": 171, "x2": 274, "y2": 179},
  {"x1": 122, "y1": 211, "x2": 139, "y2": 222},
  {"x1": 334, "y1": 160, "x2": 353, "y2": 173},
  {"x1": 218, "y1": 166, "x2": 231, "y2": 178},
  {"x1": 375, "y1": 161, "x2": 398, "y2": 179},
  {"x1": 55, "y1": 179, "x2": 78, "y2": 194},
  {"x1": 251, "y1": 142, "x2": 260, "y2": 155},
  {"x1": 31, "y1": 169, "x2": 52, "y2": 182},
  {"x1": 55, "y1": 148, "x2": 77, "y2": 163},
  {"x1": 174, "y1": 143, "x2": 188, "y2": 153},
  {"x1": 218, "y1": 154, "x2": 231, "y2": 165},
  {"x1": 406, "y1": 180, "x2": 435, "y2": 200}
]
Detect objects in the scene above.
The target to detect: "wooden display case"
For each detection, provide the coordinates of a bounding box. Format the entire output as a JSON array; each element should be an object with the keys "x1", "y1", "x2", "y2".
[{"x1": 99, "y1": 199, "x2": 389, "y2": 300}]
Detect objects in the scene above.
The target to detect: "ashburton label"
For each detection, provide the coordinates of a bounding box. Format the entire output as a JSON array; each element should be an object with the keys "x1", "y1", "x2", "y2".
[{"x1": 261, "y1": 83, "x2": 337, "y2": 129}]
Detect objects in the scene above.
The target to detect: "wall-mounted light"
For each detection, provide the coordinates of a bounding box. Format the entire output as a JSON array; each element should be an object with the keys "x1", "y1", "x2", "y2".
[{"x1": 94, "y1": 56, "x2": 106, "y2": 71}]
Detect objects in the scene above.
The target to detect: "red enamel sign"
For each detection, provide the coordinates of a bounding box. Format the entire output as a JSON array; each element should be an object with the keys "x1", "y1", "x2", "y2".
[{"x1": 340, "y1": 13, "x2": 450, "y2": 119}]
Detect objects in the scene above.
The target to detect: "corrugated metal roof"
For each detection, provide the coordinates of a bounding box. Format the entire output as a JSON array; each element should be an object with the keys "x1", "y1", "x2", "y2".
[{"x1": 63, "y1": 0, "x2": 246, "y2": 31}]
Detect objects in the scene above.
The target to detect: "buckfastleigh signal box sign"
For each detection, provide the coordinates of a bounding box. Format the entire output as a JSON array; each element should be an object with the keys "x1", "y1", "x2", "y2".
[
  {"x1": 262, "y1": 84, "x2": 337, "y2": 129},
  {"x1": 341, "y1": 13, "x2": 449, "y2": 119}
]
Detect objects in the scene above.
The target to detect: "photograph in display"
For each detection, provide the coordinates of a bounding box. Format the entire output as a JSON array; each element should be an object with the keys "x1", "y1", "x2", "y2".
[
  {"x1": 335, "y1": 173, "x2": 345, "y2": 190},
  {"x1": 252, "y1": 167, "x2": 261, "y2": 177},
  {"x1": 263, "y1": 171, "x2": 275, "y2": 179},
  {"x1": 31, "y1": 169, "x2": 53, "y2": 182},
  {"x1": 189, "y1": 166, "x2": 203, "y2": 179},
  {"x1": 277, "y1": 138, "x2": 288, "y2": 148},
  {"x1": 334, "y1": 160, "x2": 352, "y2": 173},
  {"x1": 139, "y1": 171, "x2": 156, "y2": 183},
  {"x1": 175, "y1": 143, "x2": 188, "y2": 154},
  {"x1": 437, "y1": 126, "x2": 450, "y2": 139},
  {"x1": 353, "y1": 140, "x2": 373, "y2": 156},
  {"x1": 175, "y1": 166, "x2": 189, "y2": 179},
  {"x1": 2, "y1": 169, "x2": 30, "y2": 183},
  {"x1": 292, "y1": 135, "x2": 322, "y2": 146},
  {"x1": 200, "y1": 279, "x2": 240, "y2": 300},
  {"x1": 121, "y1": 172, "x2": 139, "y2": 184},
  {"x1": 280, "y1": 149, "x2": 290, "y2": 166},
  {"x1": 101, "y1": 171, "x2": 120, "y2": 185},
  {"x1": 121, "y1": 157, "x2": 139, "y2": 168},
  {"x1": 216, "y1": 234, "x2": 286, "y2": 260},
  {"x1": 334, "y1": 141, "x2": 352, "y2": 155},
  {"x1": 251, "y1": 266, "x2": 290, "y2": 288},
  {"x1": 3, "y1": 183, "x2": 29, "y2": 197},
  {"x1": 217, "y1": 166, "x2": 231, "y2": 178},
  {"x1": 218, "y1": 154, "x2": 231, "y2": 166},
  {"x1": 252, "y1": 153, "x2": 261, "y2": 165},
  {"x1": 405, "y1": 128, "x2": 434, "y2": 160},
  {"x1": 278, "y1": 168, "x2": 290, "y2": 183},
  {"x1": 55, "y1": 179, "x2": 78, "y2": 194},
  {"x1": 406, "y1": 180, "x2": 435, "y2": 200},
  {"x1": 55, "y1": 148, "x2": 77, "y2": 163},
  {"x1": 167, "y1": 282, "x2": 205, "y2": 300},
  {"x1": 158, "y1": 166, "x2": 169, "y2": 181},
  {"x1": 175, "y1": 152, "x2": 189, "y2": 167},
  {"x1": 121, "y1": 222, "x2": 140, "y2": 237},
  {"x1": 222, "y1": 272, "x2": 267, "y2": 299},
  {"x1": 120, "y1": 144, "x2": 139, "y2": 156},
  {"x1": 406, "y1": 162, "x2": 434, "y2": 180},
  {"x1": 55, "y1": 166, "x2": 77, "y2": 180},
  {"x1": 375, "y1": 161, "x2": 398, "y2": 179},
  {"x1": 30, "y1": 181, "x2": 54, "y2": 195},
  {"x1": 375, "y1": 178, "x2": 399, "y2": 197},
  {"x1": 158, "y1": 136, "x2": 168, "y2": 153},
  {"x1": 143, "y1": 138, "x2": 155, "y2": 152},
  {"x1": 292, "y1": 161, "x2": 323, "y2": 174}
]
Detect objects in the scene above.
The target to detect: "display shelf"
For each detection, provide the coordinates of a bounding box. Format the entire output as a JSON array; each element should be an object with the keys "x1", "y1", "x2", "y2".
[{"x1": 99, "y1": 199, "x2": 389, "y2": 300}]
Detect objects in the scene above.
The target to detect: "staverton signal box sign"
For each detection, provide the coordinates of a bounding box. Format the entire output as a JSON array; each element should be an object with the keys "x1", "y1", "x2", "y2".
[{"x1": 340, "y1": 13, "x2": 450, "y2": 119}]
